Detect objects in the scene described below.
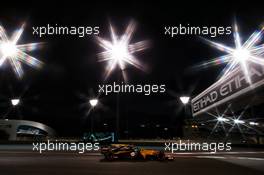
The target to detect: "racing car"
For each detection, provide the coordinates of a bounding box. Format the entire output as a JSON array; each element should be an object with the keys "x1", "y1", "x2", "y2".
[{"x1": 101, "y1": 144, "x2": 173, "y2": 161}]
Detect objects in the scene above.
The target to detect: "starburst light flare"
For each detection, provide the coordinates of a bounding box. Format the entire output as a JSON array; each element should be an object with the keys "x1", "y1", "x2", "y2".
[
  {"x1": 0, "y1": 23, "x2": 43, "y2": 78},
  {"x1": 96, "y1": 20, "x2": 150, "y2": 81},
  {"x1": 198, "y1": 22, "x2": 264, "y2": 84},
  {"x1": 204, "y1": 105, "x2": 263, "y2": 139}
]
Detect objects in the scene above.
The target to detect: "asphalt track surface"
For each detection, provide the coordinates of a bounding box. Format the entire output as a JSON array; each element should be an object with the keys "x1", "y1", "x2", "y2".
[{"x1": 0, "y1": 151, "x2": 264, "y2": 175}]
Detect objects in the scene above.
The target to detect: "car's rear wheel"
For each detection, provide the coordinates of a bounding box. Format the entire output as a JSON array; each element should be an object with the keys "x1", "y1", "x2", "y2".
[{"x1": 105, "y1": 154, "x2": 114, "y2": 161}]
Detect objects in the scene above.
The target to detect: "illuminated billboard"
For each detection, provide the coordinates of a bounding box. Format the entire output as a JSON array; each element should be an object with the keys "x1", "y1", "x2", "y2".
[{"x1": 192, "y1": 63, "x2": 264, "y2": 116}]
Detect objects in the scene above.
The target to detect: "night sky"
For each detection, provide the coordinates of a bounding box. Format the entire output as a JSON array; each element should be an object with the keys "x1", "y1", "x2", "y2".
[{"x1": 0, "y1": 2, "x2": 263, "y2": 137}]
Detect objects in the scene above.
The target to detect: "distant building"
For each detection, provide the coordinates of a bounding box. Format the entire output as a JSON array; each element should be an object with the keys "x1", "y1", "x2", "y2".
[{"x1": 0, "y1": 119, "x2": 56, "y2": 141}]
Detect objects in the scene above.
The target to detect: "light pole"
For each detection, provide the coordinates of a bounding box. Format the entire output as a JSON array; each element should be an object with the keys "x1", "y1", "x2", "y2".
[
  {"x1": 179, "y1": 96, "x2": 192, "y2": 139},
  {"x1": 95, "y1": 20, "x2": 150, "y2": 141},
  {"x1": 89, "y1": 98, "x2": 98, "y2": 133},
  {"x1": 180, "y1": 96, "x2": 191, "y2": 118},
  {"x1": 7, "y1": 98, "x2": 21, "y2": 120}
]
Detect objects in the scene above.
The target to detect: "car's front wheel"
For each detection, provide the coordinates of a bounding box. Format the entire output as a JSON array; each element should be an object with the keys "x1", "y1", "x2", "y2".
[{"x1": 158, "y1": 151, "x2": 165, "y2": 161}]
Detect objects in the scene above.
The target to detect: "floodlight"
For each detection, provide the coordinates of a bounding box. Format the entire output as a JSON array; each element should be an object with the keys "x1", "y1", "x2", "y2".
[
  {"x1": 234, "y1": 119, "x2": 245, "y2": 124},
  {"x1": 180, "y1": 96, "x2": 190, "y2": 104},
  {"x1": 89, "y1": 99, "x2": 98, "y2": 107},
  {"x1": 11, "y1": 98, "x2": 20, "y2": 106}
]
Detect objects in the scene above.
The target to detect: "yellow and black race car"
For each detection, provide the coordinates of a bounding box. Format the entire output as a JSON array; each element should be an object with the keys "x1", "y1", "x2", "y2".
[{"x1": 101, "y1": 144, "x2": 172, "y2": 161}]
